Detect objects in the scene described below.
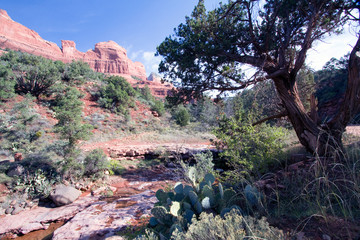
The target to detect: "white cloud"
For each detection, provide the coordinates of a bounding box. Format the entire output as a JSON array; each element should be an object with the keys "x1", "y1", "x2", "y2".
[
  {"x1": 307, "y1": 27, "x2": 358, "y2": 70},
  {"x1": 130, "y1": 50, "x2": 162, "y2": 75}
]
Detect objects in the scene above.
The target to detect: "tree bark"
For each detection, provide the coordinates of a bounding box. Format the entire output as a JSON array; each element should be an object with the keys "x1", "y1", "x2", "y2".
[{"x1": 273, "y1": 75, "x2": 345, "y2": 157}]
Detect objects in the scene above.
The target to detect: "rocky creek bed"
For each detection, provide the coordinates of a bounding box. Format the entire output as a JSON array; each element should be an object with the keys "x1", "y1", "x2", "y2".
[{"x1": 0, "y1": 165, "x2": 181, "y2": 240}]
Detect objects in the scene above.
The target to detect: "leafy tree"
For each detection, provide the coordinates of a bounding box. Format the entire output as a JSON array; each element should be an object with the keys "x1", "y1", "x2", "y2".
[
  {"x1": 0, "y1": 64, "x2": 15, "y2": 101},
  {"x1": 53, "y1": 87, "x2": 92, "y2": 153},
  {"x1": 0, "y1": 50, "x2": 62, "y2": 99},
  {"x1": 98, "y1": 76, "x2": 136, "y2": 114},
  {"x1": 173, "y1": 105, "x2": 190, "y2": 126},
  {"x1": 157, "y1": 0, "x2": 360, "y2": 157},
  {"x1": 188, "y1": 96, "x2": 221, "y2": 128}
]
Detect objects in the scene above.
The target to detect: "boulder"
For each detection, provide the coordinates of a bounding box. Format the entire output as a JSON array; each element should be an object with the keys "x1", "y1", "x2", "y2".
[{"x1": 50, "y1": 185, "x2": 81, "y2": 206}]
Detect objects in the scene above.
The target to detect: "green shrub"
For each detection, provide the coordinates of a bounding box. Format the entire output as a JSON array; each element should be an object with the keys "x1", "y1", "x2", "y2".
[
  {"x1": 98, "y1": 76, "x2": 136, "y2": 114},
  {"x1": 171, "y1": 209, "x2": 285, "y2": 240},
  {"x1": 214, "y1": 110, "x2": 287, "y2": 182},
  {"x1": 61, "y1": 60, "x2": 100, "y2": 85},
  {"x1": 13, "y1": 169, "x2": 57, "y2": 199},
  {"x1": 0, "y1": 64, "x2": 16, "y2": 100},
  {"x1": 173, "y1": 105, "x2": 190, "y2": 126},
  {"x1": 108, "y1": 159, "x2": 125, "y2": 175},
  {"x1": 0, "y1": 95, "x2": 49, "y2": 154},
  {"x1": 151, "y1": 99, "x2": 165, "y2": 117},
  {"x1": 83, "y1": 149, "x2": 109, "y2": 178},
  {"x1": 0, "y1": 50, "x2": 62, "y2": 99}
]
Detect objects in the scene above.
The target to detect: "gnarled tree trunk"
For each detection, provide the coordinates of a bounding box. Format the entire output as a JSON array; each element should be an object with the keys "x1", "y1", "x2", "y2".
[{"x1": 272, "y1": 36, "x2": 360, "y2": 158}]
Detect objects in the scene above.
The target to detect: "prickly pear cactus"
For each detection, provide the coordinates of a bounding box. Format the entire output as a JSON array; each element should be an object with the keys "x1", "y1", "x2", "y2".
[
  {"x1": 188, "y1": 190, "x2": 199, "y2": 206},
  {"x1": 174, "y1": 182, "x2": 184, "y2": 194},
  {"x1": 156, "y1": 189, "x2": 168, "y2": 204},
  {"x1": 170, "y1": 201, "x2": 181, "y2": 216},
  {"x1": 204, "y1": 173, "x2": 215, "y2": 185},
  {"x1": 245, "y1": 184, "x2": 262, "y2": 207},
  {"x1": 151, "y1": 206, "x2": 168, "y2": 224}
]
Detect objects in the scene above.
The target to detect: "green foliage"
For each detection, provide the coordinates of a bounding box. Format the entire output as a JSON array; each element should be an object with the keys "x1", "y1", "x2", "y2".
[
  {"x1": 187, "y1": 96, "x2": 221, "y2": 129},
  {"x1": 314, "y1": 55, "x2": 358, "y2": 122},
  {"x1": 156, "y1": 0, "x2": 346, "y2": 99},
  {"x1": 137, "y1": 86, "x2": 166, "y2": 117},
  {"x1": 0, "y1": 50, "x2": 62, "y2": 99},
  {"x1": 13, "y1": 169, "x2": 57, "y2": 199},
  {"x1": 0, "y1": 95, "x2": 49, "y2": 153},
  {"x1": 181, "y1": 151, "x2": 214, "y2": 186},
  {"x1": 171, "y1": 210, "x2": 285, "y2": 240},
  {"x1": 0, "y1": 64, "x2": 16, "y2": 100},
  {"x1": 53, "y1": 87, "x2": 92, "y2": 152},
  {"x1": 148, "y1": 173, "x2": 245, "y2": 239},
  {"x1": 151, "y1": 99, "x2": 165, "y2": 117},
  {"x1": 61, "y1": 60, "x2": 101, "y2": 85},
  {"x1": 173, "y1": 105, "x2": 190, "y2": 126},
  {"x1": 108, "y1": 159, "x2": 125, "y2": 175},
  {"x1": 98, "y1": 76, "x2": 136, "y2": 114},
  {"x1": 83, "y1": 149, "x2": 109, "y2": 179},
  {"x1": 214, "y1": 109, "x2": 287, "y2": 182}
]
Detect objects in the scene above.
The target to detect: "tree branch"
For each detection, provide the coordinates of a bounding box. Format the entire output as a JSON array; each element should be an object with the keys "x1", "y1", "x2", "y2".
[{"x1": 252, "y1": 111, "x2": 288, "y2": 126}]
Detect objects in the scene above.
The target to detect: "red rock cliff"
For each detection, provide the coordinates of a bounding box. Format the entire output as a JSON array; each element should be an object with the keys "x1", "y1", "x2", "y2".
[{"x1": 0, "y1": 9, "x2": 146, "y2": 80}]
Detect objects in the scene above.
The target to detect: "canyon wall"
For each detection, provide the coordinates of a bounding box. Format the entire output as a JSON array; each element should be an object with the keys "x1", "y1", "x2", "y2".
[{"x1": 0, "y1": 9, "x2": 147, "y2": 80}]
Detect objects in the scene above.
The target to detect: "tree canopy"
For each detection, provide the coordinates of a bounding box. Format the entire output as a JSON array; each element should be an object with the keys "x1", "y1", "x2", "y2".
[{"x1": 157, "y1": 0, "x2": 360, "y2": 156}]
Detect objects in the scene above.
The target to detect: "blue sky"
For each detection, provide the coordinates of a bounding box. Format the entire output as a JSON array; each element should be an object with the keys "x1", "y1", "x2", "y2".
[{"x1": 1, "y1": 1, "x2": 358, "y2": 75}]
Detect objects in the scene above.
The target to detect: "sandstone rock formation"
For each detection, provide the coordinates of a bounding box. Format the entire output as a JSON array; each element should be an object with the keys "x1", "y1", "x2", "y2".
[
  {"x1": 0, "y1": 9, "x2": 174, "y2": 97},
  {"x1": 0, "y1": 9, "x2": 146, "y2": 80}
]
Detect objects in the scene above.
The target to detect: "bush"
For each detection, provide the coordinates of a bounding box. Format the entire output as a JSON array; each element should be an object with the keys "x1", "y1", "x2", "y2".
[
  {"x1": 171, "y1": 210, "x2": 285, "y2": 240},
  {"x1": 0, "y1": 50, "x2": 62, "y2": 99},
  {"x1": 98, "y1": 76, "x2": 136, "y2": 114},
  {"x1": 83, "y1": 149, "x2": 109, "y2": 178},
  {"x1": 0, "y1": 95, "x2": 49, "y2": 154},
  {"x1": 214, "y1": 110, "x2": 287, "y2": 182},
  {"x1": 151, "y1": 99, "x2": 165, "y2": 117},
  {"x1": 13, "y1": 169, "x2": 57, "y2": 199},
  {"x1": 137, "y1": 86, "x2": 166, "y2": 117},
  {"x1": 173, "y1": 105, "x2": 190, "y2": 126},
  {"x1": 61, "y1": 60, "x2": 100, "y2": 85},
  {"x1": 108, "y1": 159, "x2": 125, "y2": 175},
  {"x1": 0, "y1": 64, "x2": 16, "y2": 100}
]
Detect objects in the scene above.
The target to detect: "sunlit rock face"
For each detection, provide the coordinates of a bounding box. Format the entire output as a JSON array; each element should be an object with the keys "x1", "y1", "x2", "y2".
[{"x1": 0, "y1": 9, "x2": 146, "y2": 80}]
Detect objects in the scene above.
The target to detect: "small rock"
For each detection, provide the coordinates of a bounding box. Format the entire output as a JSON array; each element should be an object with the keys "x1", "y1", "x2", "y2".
[
  {"x1": 5, "y1": 207, "x2": 13, "y2": 214},
  {"x1": 11, "y1": 204, "x2": 23, "y2": 215},
  {"x1": 50, "y1": 185, "x2": 81, "y2": 206},
  {"x1": 105, "y1": 236, "x2": 125, "y2": 240},
  {"x1": 322, "y1": 234, "x2": 331, "y2": 240},
  {"x1": 14, "y1": 153, "x2": 23, "y2": 161}
]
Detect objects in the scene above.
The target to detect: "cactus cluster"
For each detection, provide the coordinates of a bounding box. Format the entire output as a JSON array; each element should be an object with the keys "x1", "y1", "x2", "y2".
[{"x1": 148, "y1": 173, "x2": 247, "y2": 238}]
